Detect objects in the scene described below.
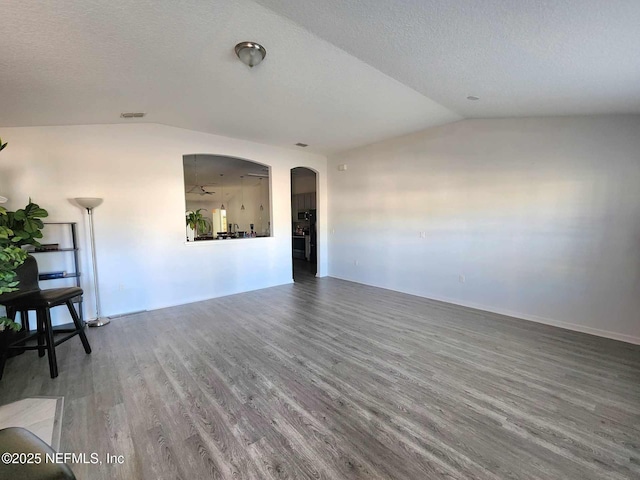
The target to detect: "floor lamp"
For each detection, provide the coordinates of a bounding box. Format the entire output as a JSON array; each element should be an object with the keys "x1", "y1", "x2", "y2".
[{"x1": 75, "y1": 197, "x2": 110, "y2": 327}]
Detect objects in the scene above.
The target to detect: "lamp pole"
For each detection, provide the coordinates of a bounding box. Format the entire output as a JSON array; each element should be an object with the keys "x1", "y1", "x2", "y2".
[{"x1": 75, "y1": 198, "x2": 109, "y2": 327}]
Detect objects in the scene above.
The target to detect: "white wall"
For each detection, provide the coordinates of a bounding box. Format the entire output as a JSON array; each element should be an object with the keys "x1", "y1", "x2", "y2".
[
  {"x1": 328, "y1": 116, "x2": 640, "y2": 344},
  {"x1": 0, "y1": 123, "x2": 327, "y2": 323}
]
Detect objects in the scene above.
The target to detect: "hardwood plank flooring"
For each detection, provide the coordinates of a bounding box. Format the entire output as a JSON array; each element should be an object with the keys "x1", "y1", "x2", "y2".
[{"x1": 0, "y1": 271, "x2": 638, "y2": 479}]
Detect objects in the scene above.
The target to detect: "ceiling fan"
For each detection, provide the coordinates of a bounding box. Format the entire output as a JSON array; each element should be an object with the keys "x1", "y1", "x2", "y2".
[
  {"x1": 187, "y1": 154, "x2": 215, "y2": 195},
  {"x1": 187, "y1": 185, "x2": 215, "y2": 195}
]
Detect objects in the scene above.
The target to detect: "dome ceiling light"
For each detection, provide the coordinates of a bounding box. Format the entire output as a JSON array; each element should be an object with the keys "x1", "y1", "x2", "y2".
[{"x1": 235, "y1": 42, "x2": 266, "y2": 68}]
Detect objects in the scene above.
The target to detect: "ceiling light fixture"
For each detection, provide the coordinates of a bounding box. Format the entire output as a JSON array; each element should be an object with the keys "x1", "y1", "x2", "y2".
[
  {"x1": 246, "y1": 172, "x2": 269, "y2": 178},
  {"x1": 466, "y1": 96, "x2": 480, "y2": 101},
  {"x1": 235, "y1": 42, "x2": 266, "y2": 68},
  {"x1": 187, "y1": 155, "x2": 215, "y2": 196}
]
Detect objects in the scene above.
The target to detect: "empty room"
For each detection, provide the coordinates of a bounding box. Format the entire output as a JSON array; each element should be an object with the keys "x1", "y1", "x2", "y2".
[{"x1": 0, "y1": 1, "x2": 638, "y2": 479}]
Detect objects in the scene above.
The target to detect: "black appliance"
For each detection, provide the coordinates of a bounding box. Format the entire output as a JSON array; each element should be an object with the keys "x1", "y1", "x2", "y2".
[
  {"x1": 292, "y1": 236, "x2": 305, "y2": 259},
  {"x1": 308, "y1": 209, "x2": 317, "y2": 264},
  {"x1": 297, "y1": 211, "x2": 309, "y2": 220}
]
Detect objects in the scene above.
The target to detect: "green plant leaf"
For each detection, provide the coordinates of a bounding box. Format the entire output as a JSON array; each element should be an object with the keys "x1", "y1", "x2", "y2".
[
  {"x1": 0, "y1": 317, "x2": 21, "y2": 332},
  {"x1": 0, "y1": 201, "x2": 45, "y2": 305}
]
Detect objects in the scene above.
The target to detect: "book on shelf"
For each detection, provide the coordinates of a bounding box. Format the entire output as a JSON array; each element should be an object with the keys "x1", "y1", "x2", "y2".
[
  {"x1": 36, "y1": 243, "x2": 60, "y2": 251},
  {"x1": 39, "y1": 271, "x2": 67, "y2": 280},
  {"x1": 24, "y1": 243, "x2": 60, "y2": 252}
]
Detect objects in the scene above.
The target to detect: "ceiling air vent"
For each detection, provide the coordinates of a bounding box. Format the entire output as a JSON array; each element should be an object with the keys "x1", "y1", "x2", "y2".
[
  {"x1": 295, "y1": 143, "x2": 308, "y2": 147},
  {"x1": 120, "y1": 112, "x2": 145, "y2": 118}
]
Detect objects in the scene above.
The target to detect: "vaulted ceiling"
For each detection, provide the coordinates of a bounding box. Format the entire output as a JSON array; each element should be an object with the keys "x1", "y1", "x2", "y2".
[{"x1": 2, "y1": 1, "x2": 638, "y2": 154}]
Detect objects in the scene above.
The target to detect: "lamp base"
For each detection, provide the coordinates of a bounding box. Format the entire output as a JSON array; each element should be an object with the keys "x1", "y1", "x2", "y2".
[{"x1": 87, "y1": 318, "x2": 110, "y2": 328}]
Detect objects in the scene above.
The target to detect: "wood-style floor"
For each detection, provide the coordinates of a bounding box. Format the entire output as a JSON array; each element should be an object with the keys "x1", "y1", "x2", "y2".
[{"x1": 1, "y1": 267, "x2": 639, "y2": 479}]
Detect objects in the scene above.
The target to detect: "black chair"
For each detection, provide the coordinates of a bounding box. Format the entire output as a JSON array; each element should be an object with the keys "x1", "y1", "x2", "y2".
[{"x1": 0, "y1": 256, "x2": 91, "y2": 379}]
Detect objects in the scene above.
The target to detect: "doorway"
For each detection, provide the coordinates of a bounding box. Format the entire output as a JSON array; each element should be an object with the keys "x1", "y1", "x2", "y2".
[{"x1": 291, "y1": 167, "x2": 317, "y2": 280}]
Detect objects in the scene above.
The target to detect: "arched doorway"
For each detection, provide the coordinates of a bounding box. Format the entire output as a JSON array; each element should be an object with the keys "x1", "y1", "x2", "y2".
[{"x1": 291, "y1": 167, "x2": 317, "y2": 280}]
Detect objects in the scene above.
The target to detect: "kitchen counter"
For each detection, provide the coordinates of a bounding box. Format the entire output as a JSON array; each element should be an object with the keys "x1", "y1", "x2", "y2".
[{"x1": 184, "y1": 236, "x2": 270, "y2": 246}]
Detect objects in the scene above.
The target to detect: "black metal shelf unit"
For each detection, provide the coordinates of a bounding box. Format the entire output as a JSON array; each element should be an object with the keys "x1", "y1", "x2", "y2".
[{"x1": 30, "y1": 222, "x2": 83, "y2": 320}]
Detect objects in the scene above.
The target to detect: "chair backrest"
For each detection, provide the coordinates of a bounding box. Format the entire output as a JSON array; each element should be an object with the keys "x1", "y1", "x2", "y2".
[{"x1": 0, "y1": 255, "x2": 41, "y2": 302}]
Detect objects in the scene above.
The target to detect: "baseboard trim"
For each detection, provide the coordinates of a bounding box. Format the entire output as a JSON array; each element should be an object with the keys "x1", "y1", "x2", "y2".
[
  {"x1": 329, "y1": 274, "x2": 640, "y2": 346},
  {"x1": 426, "y1": 293, "x2": 640, "y2": 346}
]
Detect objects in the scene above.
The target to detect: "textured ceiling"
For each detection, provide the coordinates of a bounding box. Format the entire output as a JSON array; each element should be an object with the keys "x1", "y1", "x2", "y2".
[
  {"x1": 257, "y1": 0, "x2": 640, "y2": 118},
  {"x1": 0, "y1": 0, "x2": 457, "y2": 154},
  {"x1": 183, "y1": 155, "x2": 268, "y2": 202},
  {"x1": 1, "y1": 1, "x2": 638, "y2": 154}
]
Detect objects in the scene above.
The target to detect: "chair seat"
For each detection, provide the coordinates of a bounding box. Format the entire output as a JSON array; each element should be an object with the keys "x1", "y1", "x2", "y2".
[
  {"x1": 1, "y1": 287, "x2": 83, "y2": 309},
  {"x1": 0, "y1": 256, "x2": 91, "y2": 380}
]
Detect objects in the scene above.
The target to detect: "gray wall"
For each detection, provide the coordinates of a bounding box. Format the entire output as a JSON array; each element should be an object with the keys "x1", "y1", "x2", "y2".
[{"x1": 328, "y1": 116, "x2": 640, "y2": 343}]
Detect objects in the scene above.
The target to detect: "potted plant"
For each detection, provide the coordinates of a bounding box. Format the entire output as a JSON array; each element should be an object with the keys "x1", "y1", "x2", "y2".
[
  {"x1": 0, "y1": 200, "x2": 49, "y2": 332},
  {"x1": 186, "y1": 209, "x2": 211, "y2": 240},
  {"x1": 0, "y1": 216, "x2": 27, "y2": 332},
  {"x1": 0, "y1": 137, "x2": 49, "y2": 334}
]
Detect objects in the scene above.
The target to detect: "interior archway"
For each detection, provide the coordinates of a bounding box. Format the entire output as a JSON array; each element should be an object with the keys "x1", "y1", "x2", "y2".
[{"x1": 290, "y1": 167, "x2": 318, "y2": 280}]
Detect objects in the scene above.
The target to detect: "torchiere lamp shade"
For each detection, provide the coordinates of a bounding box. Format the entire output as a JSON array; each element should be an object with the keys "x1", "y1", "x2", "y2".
[{"x1": 75, "y1": 197, "x2": 103, "y2": 209}]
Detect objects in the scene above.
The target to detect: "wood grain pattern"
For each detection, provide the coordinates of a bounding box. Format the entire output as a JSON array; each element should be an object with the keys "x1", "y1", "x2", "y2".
[{"x1": 0, "y1": 270, "x2": 638, "y2": 479}]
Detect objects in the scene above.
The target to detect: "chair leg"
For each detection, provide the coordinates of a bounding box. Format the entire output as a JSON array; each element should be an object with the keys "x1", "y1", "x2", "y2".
[
  {"x1": 0, "y1": 343, "x2": 7, "y2": 381},
  {"x1": 15, "y1": 311, "x2": 30, "y2": 349},
  {"x1": 6, "y1": 308, "x2": 25, "y2": 350},
  {"x1": 0, "y1": 309, "x2": 17, "y2": 379},
  {"x1": 43, "y1": 309, "x2": 58, "y2": 379},
  {"x1": 36, "y1": 310, "x2": 46, "y2": 357},
  {"x1": 21, "y1": 310, "x2": 30, "y2": 332},
  {"x1": 66, "y1": 300, "x2": 91, "y2": 354}
]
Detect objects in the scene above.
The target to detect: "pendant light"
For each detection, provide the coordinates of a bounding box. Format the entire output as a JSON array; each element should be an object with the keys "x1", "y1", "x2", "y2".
[
  {"x1": 259, "y1": 177, "x2": 264, "y2": 211},
  {"x1": 240, "y1": 176, "x2": 245, "y2": 211},
  {"x1": 193, "y1": 154, "x2": 201, "y2": 193},
  {"x1": 220, "y1": 174, "x2": 225, "y2": 210}
]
